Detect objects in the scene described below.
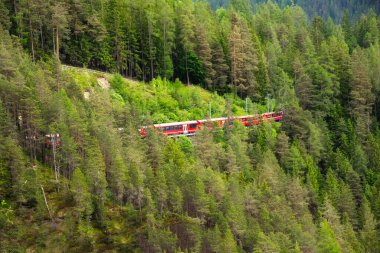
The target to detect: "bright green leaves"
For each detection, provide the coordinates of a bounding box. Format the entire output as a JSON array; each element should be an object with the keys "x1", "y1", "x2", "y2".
[{"x1": 317, "y1": 220, "x2": 341, "y2": 253}]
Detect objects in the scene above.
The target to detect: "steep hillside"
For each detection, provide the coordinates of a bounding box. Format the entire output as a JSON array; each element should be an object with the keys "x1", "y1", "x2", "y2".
[
  {"x1": 64, "y1": 65, "x2": 256, "y2": 124},
  {"x1": 1, "y1": 1, "x2": 380, "y2": 252}
]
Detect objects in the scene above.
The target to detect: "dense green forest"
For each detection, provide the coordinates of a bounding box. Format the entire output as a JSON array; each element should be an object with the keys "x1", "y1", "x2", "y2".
[
  {"x1": 1, "y1": 0, "x2": 380, "y2": 252},
  {"x1": 208, "y1": 0, "x2": 380, "y2": 21}
]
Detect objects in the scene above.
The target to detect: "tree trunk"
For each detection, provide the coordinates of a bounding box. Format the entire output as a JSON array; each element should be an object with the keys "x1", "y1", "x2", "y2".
[
  {"x1": 13, "y1": 0, "x2": 17, "y2": 14},
  {"x1": 232, "y1": 45, "x2": 237, "y2": 98},
  {"x1": 163, "y1": 22, "x2": 166, "y2": 78},
  {"x1": 40, "y1": 24, "x2": 44, "y2": 51},
  {"x1": 40, "y1": 185, "x2": 53, "y2": 221},
  {"x1": 27, "y1": 0, "x2": 35, "y2": 62},
  {"x1": 52, "y1": 135, "x2": 59, "y2": 192},
  {"x1": 185, "y1": 51, "x2": 190, "y2": 85},
  {"x1": 53, "y1": 28, "x2": 56, "y2": 58},
  {"x1": 56, "y1": 26, "x2": 59, "y2": 60},
  {"x1": 148, "y1": 22, "x2": 154, "y2": 80}
]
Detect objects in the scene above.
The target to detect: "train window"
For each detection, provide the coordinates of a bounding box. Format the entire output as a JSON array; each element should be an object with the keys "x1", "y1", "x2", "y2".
[
  {"x1": 189, "y1": 124, "x2": 197, "y2": 129},
  {"x1": 162, "y1": 125, "x2": 182, "y2": 131}
]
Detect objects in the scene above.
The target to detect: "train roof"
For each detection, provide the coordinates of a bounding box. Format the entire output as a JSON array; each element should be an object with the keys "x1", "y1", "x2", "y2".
[
  {"x1": 153, "y1": 120, "x2": 199, "y2": 127},
  {"x1": 141, "y1": 111, "x2": 283, "y2": 128}
]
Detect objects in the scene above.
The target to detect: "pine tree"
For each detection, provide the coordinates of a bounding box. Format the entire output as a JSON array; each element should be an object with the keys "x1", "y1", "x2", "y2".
[
  {"x1": 220, "y1": 227, "x2": 239, "y2": 253},
  {"x1": 84, "y1": 137, "x2": 107, "y2": 222},
  {"x1": 71, "y1": 168, "x2": 93, "y2": 221},
  {"x1": 359, "y1": 201, "x2": 380, "y2": 253},
  {"x1": 311, "y1": 16, "x2": 327, "y2": 50},
  {"x1": 241, "y1": 24, "x2": 259, "y2": 100},
  {"x1": 327, "y1": 36, "x2": 351, "y2": 111},
  {"x1": 341, "y1": 215, "x2": 362, "y2": 253},
  {"x1": 0, "y1": 1, "x2": 10, "y2": 31},
  {"x1": 341, "y1": 10, "x2": 357, "y2": 51},
  {"x1": 254, "y1": 231, "x2": 281, "y2": 253},
  {"x1": 229, "y1": 12, "x2": 244, "y2": 97},
  {"x1": 287, "y1": 142, "x2": 305, "y2": 176},
  {"x1": 50, "y1": 1, "x2": 69, "y2": 60},
  {"x1": 228, "y1": 12, "x2": 258, "y2": 98},
  {"x1": 317, "y1": 220, "x2": 341, "y2": 253},
  {"x1": 176, "y1": 0, "x2": 195, "y2": 85},
  {"x1": 275, "y1": 131, "x2": 290, "y2": 168},
  {"x1": 350, "y1": 48, "x2": 374, "y2": 140},
  {"x1": 210, "y1": 40, "x2": 229, "y2": 92},
  {"x1": 196, "y1": 26, "x2": 214, "y2": 89},
  {"x1": 155, "y1": 0, "x2": 175, "y2": 79},
  {"x1": 293, "y1": 57, "x2": 313, "y2": 110}
]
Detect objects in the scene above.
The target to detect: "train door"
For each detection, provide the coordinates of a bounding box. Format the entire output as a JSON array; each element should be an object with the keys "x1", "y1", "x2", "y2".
[{"x1": 183, "y1": 124, "x2": 188, "y2": 135}]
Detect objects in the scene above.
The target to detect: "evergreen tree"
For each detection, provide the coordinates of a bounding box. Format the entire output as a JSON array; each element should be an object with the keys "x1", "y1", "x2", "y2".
[
  {"x1": 229, "y1": 12, "x2": 245, "y2": 97},
  {"x1": 211, "y1": 41, "x2": 229, "y2": 92},
  {"x1": 84, "y1": 137, "x2": 107, "y2": 223},
  {"x1": 175, "y1": 0, "x2": 196, "y2": 85},
  {"x1": 293, "y1": 56, "x2": 313, "y2": 110},
  {"x1": 317, "y1": 220, "x2": 341, "y2": 253},
  {"x1": 71, "y1": 168, "x2": 93, "y2": 221},
  {"x1": 350, "y1": 48, "x2": 374, "y2": 139},
  {"x1": 50, "y1": 1, "x2": 69, "y2": 59},
  {"x1": 359, "y1": 201, "x2": 380, "y2": 253},
  {"x1": 196, "y1": 26, "x2": 214, "y2": 89}
]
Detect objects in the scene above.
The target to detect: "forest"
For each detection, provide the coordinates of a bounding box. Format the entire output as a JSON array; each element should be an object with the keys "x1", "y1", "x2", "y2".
[
  {"x1": 207, "y1": 0, "x2": 380, "y2": 21},
  {"x1": 1, "y1": 0, "x2": 380, "y2": 252}
]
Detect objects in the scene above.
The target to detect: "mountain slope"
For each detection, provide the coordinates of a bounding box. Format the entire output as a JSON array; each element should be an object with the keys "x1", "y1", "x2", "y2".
[
  {"x1": 1, "y1": 2, "x2": 380, "y2": 253},
  {"x1": 208, "y1": 0, "x2": 380, "y2": 20}
]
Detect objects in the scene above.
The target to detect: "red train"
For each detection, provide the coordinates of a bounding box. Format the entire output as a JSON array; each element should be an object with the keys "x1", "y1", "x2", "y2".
[{"x1": 140, "y1": 111, "x2": 284, "y2": 137}]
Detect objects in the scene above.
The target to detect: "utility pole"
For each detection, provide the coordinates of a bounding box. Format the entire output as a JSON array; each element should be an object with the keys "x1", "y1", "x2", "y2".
[
  {"x1": 245, "y1": 97, "x2": 248, "y2": 115},
  {"x1": 267, "y1": 94, "x2": 271, "y2": 113},
  {"x1": 52, "y1": 134, "x2": 59, "y2": 192},
  {"x1": 209, "y1": 102, "x2": 212, "y2": 119}
]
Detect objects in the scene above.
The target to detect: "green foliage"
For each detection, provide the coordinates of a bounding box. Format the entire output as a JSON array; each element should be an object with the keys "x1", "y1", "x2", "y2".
[
  {"x1": 0, "y1": 200, "x2": 14, "y2": 229},
  {"x1": 317, "y1": 220, "x2": 341, "y2": 253},
  {"x1": 0, "y1": 1, "x2": 380, "y2": 252},
  {"x1": 71, "y1": 168, "x2": 93, "y2": 220}
]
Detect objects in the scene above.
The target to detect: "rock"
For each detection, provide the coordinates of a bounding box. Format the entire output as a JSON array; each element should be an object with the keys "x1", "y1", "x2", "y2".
[
  {"x1": 97, "y1": 77, "x2": 110, "y2": 89},
  {"x1": 83, "y1": 91, "x2": 90, "y2": 100}
]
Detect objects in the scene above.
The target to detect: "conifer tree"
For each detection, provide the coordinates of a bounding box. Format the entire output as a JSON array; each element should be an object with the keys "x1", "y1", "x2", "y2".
[
  {"x1": 51, "y1": 1, "x2": 69, "y2": 59},
  {"x1": 341, "y1": 11, "x2": 357, "y2": 51},
  {"x1": 0, "y1": 1, "x2": 10, "y2": 31},
  {"x1": 84, "y1": 137, "x2": 107, "y2": 222},
  {"x1": 210, "y1": 40, "x2": 229, "y2": 92},
  {"x1": 275, "y1": 131, "x2": 290, "y2": 168},
  {"x1": 359, "y1": 201, "x2": 380, "y2": 253},
  {"x1": 71, "y1": 168, "x2": 93, "y2": 221},
  {"x1": 155, "y1": 0, "x2": 175, "y2": 79},
  {"x1": 196, "y1": 26, "x2": 214, "y2": 89},
  {"x1": 220, "y1": 227, "x2": 239, "y2": 253},
  {"x1": 176, "y1": 0, "x2": 195, "y2": 85},
  {"x1": 317, "y1": 220, "x2": 341, "y2": 253},
  {"x1": 287, "y1": 142, "x2": 305, "y2": 176},
  {"x1": 229, "y1": 12, "x2": 244, "y2": 97},
  {"x1": 311, "y1": 16, "x2": 327, "y2": 50},
  {"x1": 293, "y1": 57, "x2": 313, "y2": 110},
  {"x1": 350, "y1": 48, "x2": 374, "y2": 139}
]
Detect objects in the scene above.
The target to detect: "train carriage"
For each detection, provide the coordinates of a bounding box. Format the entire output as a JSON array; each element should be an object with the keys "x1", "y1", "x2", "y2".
[{"x1": 140, "y1": 111, "x2": 284, "y2": 138}]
